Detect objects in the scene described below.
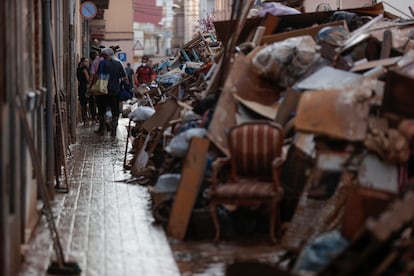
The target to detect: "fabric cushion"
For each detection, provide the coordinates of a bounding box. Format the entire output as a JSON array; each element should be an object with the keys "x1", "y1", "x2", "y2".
[
  {"x1": 229, "y1": 123, "x2": 282, "y2": 177},
  {"x1": 212, "y1": 182, "x2": 276, "y2": 199}
]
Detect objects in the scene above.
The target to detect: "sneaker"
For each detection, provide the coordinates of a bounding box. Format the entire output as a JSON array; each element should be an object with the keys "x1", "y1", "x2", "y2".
[
  {"x1": 94, "y1": 129, "x2": 104, "y2": 136},
  {"x1": 111, "y1": 128, "x2": 116, "y2": 138}
]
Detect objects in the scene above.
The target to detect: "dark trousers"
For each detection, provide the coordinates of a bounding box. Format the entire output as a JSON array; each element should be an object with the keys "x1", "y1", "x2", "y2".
[
  {"x1": 88, "y1": 96, "x2": 97, "y2": 120},
  {"x1": 95, "y1": 94, "x2": 120, "y2": 135}
]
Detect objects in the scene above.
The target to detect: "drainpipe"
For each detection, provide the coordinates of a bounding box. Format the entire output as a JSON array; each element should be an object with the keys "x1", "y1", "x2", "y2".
[
  {"x1": 42, "y1": 0, "x2": 55, "y2": 192},
  {"x1": 84, "y1": 19, "x2": 90, "y2": 58},
  {"x1": 68, "y1": 0, "x2": 77, "y2": 143}
]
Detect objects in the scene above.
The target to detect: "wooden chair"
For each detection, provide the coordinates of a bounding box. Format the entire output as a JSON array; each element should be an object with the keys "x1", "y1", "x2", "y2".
[{"x1": 209, "y1": 121, "x2": 284, "y2": 243}]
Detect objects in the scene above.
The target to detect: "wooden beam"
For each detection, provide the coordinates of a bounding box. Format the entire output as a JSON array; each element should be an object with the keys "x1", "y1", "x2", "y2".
[{"x1": 167, "y1": 138, "x2": 210, "y2": 240}]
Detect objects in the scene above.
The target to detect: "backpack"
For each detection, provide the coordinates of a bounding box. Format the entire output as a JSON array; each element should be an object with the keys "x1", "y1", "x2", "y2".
[{"x1": 119, "y1": 81, "x2": 133, "y2": 101}]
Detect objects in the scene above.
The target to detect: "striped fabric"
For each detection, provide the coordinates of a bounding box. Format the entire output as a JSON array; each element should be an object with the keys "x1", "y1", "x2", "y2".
[
  {"x1": 228, "y1": 122, "x2": 282, "y2": 177},
  {"x1": 214, "y1": 181, "x2": 276, "y2": 199}
]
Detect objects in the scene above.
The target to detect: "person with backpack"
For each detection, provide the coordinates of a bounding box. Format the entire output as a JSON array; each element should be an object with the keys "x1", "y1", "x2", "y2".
[{"x1": 93, "y1": 48, "x2": 127, "y2": 141}]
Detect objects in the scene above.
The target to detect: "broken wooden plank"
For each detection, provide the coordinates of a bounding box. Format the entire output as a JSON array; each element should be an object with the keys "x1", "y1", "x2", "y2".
[
  {"x1": 380, "y1": 29, "x2": 393, "y2": 59},
  {"x1": 351, "y1": 56, "x2": 401, "y2": 72},
  {"x1": 233, "y1": 93, "x2": 279, "y2": 120},
  {"x1": 167, "y1": 137, "x2": 210, "y2": 240},
  {"x1": 142, "y1": 99, "x2": 180, "y2": 133},
  {"x1": 261, "y1": 20, "x2": 346, "y2": 45},
  {"x1": 342, "y1": 186, "x2": 395, "y2": 240},
  {"x1": 382, "y1": 69, "x2": 414, "y2": 117},
  {"x1": 275, "y1": 89, "x2": 302, "y2": 127}
]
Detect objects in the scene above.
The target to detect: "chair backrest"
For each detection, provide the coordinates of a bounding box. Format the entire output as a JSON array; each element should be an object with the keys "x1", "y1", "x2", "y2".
[{"x1": 228, "y1": 121, "x2": 284, "y2": 178}]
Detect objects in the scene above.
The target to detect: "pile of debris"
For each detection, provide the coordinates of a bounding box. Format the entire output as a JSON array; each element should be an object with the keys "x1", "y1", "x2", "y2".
[{"x1": 123, "y1": 2, "x2": 414, "y2": 275}]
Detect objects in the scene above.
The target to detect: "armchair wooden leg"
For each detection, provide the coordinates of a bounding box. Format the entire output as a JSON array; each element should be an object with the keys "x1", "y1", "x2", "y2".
[
  {"x1": 210, "y1": 203, "x2": 220, "y2": 242},
  {"x1": 269, "y1": 200, "x2": 277, "y2": 243}
]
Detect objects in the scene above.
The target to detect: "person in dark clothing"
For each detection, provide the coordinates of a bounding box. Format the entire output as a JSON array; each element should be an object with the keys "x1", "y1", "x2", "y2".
[
  {"x1": 125, "y1": 62, "x2": 134, "y2": 88},
  {"x1": 76, "y1": 57, "x2": 90, "y2": 124},
  {"x1": 93, "y1": 47, "x2": 127, "y2": 140},
  {"x1": 87, "y1": 51, "x2": 99, "y2": 121}
]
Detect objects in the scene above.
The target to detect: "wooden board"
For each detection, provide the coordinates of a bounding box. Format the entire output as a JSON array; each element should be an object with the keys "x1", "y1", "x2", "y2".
[
  {"x1": 382, "y1": 70, "x2": 414, "y2": 117},
  {"x1": 214, "y1": 17, "x2": 263, "y2": 48},
  {"x1": 167, "y1": 137, "x2": 210, "y2": 240},
  {"x1": 233, "y1": 93, "x2": 279, "y2": 120},
  {"x1": 264, "y1": 3, "x2": 383, "y2": 35},
  {"x1": 350, "y1": 56, "x2": 401, "y2": 72},
  {"x1": 342, "y1": 186, "x2": 395, "y2": 240},
  {"x1": 142, "y1": 99, "x2": 180, "y2": 133},
  {"x1": 261, "y1": 20, "x2": 346, "y2": 45},
  {"x1": 295, "y1": 89, "x2": 370, "y2": 141},
  {"x1": 275, "y1": 89, "x2": 302, "y2": 126}
]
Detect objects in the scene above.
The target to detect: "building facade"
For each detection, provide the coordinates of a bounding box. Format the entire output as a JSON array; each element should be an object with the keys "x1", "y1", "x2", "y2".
[
  {"x1": 303, "y1": 0, "x2": 373, "y2": 12},
  {"x1": 0, "y1": 0, "x2": 114, "y2": 275},
  {"x1": 100, "y1": 0, "x2": 134, "y2": 64},
  {"x1": 133, "y1": 0, "x2": 163, "y2": 63}
]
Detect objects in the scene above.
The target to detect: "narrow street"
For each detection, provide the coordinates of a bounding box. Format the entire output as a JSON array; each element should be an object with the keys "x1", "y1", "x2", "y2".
[
  {"x1": 4, "y1": 2, "x2": 414, "y2": 275},
  {"x1": 19, "y1": 119, "x2": 180, "y2": 276}
]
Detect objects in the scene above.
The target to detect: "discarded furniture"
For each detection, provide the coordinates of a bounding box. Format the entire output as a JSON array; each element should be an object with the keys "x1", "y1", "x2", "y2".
[
  {"x1": 382, "y1": 70, "x2": 414, "y2": 118},
  {"x1": 342, "y1": 186, "x2": 396, "y2": 240},
  {"x1": 319, "y1": 192, "x2": 414, "y2": 275},
  {"x1": 209, "y1": 121, "x2": 284, "y2": 242}
]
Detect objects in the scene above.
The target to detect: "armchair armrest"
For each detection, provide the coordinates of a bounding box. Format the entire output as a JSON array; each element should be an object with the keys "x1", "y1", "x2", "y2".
[
  {"x1": 272, "y1": 156, "x2": 285, "y2": 184},
  {"x1": 210, "y1": 157, "x2": 231, "y2": 190},
  {"x1": 272, "y1": 156, "x2": 284, "y2": 168}
]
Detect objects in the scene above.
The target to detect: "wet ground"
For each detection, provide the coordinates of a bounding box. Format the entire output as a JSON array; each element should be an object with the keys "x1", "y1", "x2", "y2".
[
  {"x1": 19, "y1": 117, "x2": 283, "y2": 276},
  {"x1": 19, "y1": 118, "x2": 179, "y2": 276},
  {"x1": 171, "y1": 239, "x2": 284, "y2": 275}
]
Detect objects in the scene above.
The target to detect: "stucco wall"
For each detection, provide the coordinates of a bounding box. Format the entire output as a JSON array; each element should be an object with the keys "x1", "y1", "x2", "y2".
[{"x1": 304, "y1": 0, "x2": 372, "y2": 13}]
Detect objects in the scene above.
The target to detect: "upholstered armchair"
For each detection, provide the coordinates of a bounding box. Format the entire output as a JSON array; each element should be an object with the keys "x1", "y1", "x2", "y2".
[{"x1": 209, "y1": 121, "x2": 284, "y2": 242}]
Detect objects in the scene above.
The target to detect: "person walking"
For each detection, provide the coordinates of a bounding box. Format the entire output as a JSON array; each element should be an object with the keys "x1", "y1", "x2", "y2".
[
  {"x1": 125, "y1": 62, "x2": 134, "y2": 88},
  {"x1": 76, "y1": 57, "x2": 90, "y2": 124},
  {"x1": 93, "y1": 47, "x2": 127, "y2": 140},
  {"x1": 86, "y1": 51, "x2": 99, "y2": 122}
]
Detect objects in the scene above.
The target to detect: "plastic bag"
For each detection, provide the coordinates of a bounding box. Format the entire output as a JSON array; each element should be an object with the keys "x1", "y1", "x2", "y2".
[
  {"x1": 293, "y1": 231, "x2": 348, "y2": 274},
  {"x1": 128, "y1": 105, "x2": 155, "y2": 122},
  {"x1": 119, "y1": 81, "x2": 133, "y2": 101},
  {"x1": 258, "y1": 2, "x2": 301, "y2": 17},
  {"x1": 325, "y1": 11, "x2": 363, "y2": 32},
  {"x1": 316, "y1": 26, "x2": 350, "y2": 47},
  {"x1": 153, "y1": 174, "x2": 181, "y2": 193},
  {"x1": 165, "y1": 128, "x2": 207, "y2": 158},
  {"x1": 251, "y1": 35, "x2": 319, "y2": 88}
]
